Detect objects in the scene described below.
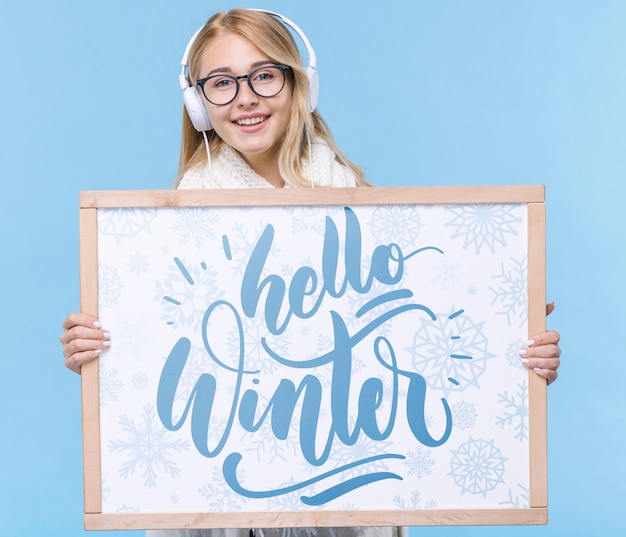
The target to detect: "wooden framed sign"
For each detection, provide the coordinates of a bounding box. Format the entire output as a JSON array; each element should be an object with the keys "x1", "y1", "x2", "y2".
[{"x1": 79, "y1": 186, "x2": 547, "y2": 531}]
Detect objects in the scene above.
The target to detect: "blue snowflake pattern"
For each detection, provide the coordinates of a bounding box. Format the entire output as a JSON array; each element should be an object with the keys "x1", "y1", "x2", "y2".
[
  {"x1": 451, "y1": 401, "x2": 477, "y2": 430},
  {"x1": 99, "y1": 364, "x2": 123, "y2": 406},
  {"x1": 224, "y1": 220, "x2": 279, "y2": 276},
  {"x1": 405, "y1": 446, "x2": 436, "y2": 479},
  {"x1": 171, "y1": 207, "x2": 220, "y2": 249},
  {"x1": 126, "y1": 251, "x2": 150, "y2": 276},
  {"x1": 155, "y1": 258, "x2": 224, "y2": 330},
  {"x1": 489, "y1": 257, "x2": 527, "y2": 327},
  {"x1": 114, "y1": 504, "x2": 141, "y2": 513},
  {"x1": 449, "y1": 437, "x2": 507, "y2": 497},
  {"x1": 284, "y1": 205, "x2": 341, "y2": 235},
  {"x1": 467, "y1": 285, "x2": 478, "y2": 296},
  {"x1": 506, "y1": 340, "x2": 526, "y2": 369},
  {"x1": 495, "y1": 380, "x2": 529, "y2": 442},
  {"x1": 168, "y1": 342, "x2": 219, "y2": 403},
  {"x1": 101, "y1": 479, "x2": 110, "y2": 503},
  {"x1": 99, "y1": 208, "x2": 157, "y2": 245},
  {"x1": 392, "y1": 490, "x2": 437, "y2": 509},
  {"x1": 108, "y1": 404, "x2": 190, "y2": 488},
  {"x1": 98, "y1": 264, "x2": 122, "y2": 309},
  {"x1": 370, "y1": 205, "x2": 423, "y2": 246},
  {"x1": 242, "y1": 390, "x2": 303, "y2": 465},
  {"x1": 231, "y1": 313, "x2": 292, "y2": 375},
  {"x1": 199, "y1": 466, "x2": 249, "y2": 511},
  {"x1": 430, "y1": 257, "x2": 461, "y2": 289},
  {"x1": 131, "y1": 372, "x2": 149, "y2": 389},
  {"x1": 499, "y1": 483, "x2": 530, "y2": 507},
  {"x1": 405, "y1": 308, "x2": 494, "y2": 396},
  {"x1": 445, "y1": 204, "x2": 522, "y2": 254}
]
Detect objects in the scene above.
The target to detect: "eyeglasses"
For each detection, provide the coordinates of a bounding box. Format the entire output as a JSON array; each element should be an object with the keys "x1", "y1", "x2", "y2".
[{"x1": 196, "y1": 64, "x2": 291, "y2": 106}]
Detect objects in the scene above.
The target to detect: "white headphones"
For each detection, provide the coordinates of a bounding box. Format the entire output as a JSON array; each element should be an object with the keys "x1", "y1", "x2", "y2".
[{"x1": 179, "y1": 9, "x2": 319, "y2": 132}]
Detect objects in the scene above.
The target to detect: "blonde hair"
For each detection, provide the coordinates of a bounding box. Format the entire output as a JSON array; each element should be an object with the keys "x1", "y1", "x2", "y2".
[{"x1": 176, "y1": 9, "x2": 368, "y2": 187}]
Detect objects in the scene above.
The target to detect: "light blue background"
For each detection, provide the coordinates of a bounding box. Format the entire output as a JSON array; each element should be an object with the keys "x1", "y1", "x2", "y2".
[{"x1": 1, "y1": 0, "x2": 624, "y2": 535}]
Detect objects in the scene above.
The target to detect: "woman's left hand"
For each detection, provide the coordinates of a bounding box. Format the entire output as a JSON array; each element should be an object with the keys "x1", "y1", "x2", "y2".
[{"x1": 520, "y1": 302, "x2": 561, "y2": 385}]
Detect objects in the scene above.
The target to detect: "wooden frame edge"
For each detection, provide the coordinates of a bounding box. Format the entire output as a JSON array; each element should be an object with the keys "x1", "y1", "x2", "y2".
[
  {"x1": 80, "y1": 185, "x2": 545, "y2": 208},
  {"x1": 85, "y1": 508, "x2": 547, "y2": 530},
  {"x1": 528, "y1": 202, "x2": 548, "y2": 508},
  {"x1": 80, "y1": 207, "x2": 102, "y2": 514}
]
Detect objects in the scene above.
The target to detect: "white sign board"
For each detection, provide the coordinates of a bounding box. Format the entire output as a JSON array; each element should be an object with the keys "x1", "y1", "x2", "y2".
[{"x1": 79, "y1": 186, "x2": 547, "y2": 530}]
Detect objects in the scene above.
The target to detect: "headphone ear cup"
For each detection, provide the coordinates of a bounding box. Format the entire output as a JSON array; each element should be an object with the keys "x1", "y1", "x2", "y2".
[
  {"x1": 182, "y1": 86, "x2": 213, "y2": 131},
  {"x1": 306, "y1": 66, "x2": 319, "y2": 112}
]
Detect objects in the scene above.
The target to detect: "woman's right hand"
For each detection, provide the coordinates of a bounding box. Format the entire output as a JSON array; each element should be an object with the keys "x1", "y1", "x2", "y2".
[{"x1": 60, "y1": 313, "x2": 111, "y2": 374}]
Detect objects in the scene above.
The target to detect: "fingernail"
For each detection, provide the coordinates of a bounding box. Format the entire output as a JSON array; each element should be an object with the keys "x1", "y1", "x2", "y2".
[
  {"x1": 94, "y1": 349, "x2": 101, "y2": 355},
  {"x1": 103, "y1": 332, "x2": 111, "y2": 340},
  {"x1": 534, "y1": 367, "x2": 541, "y2": 372},
  {"x1": 94, "y1": 321, "x2": 102, "y2": 328},
  {"x1": 103, "y1": 340, "x2": 111, "y2": 348},
  {"x1": 518, "y1": 349, "x2": 527, "y2": 356},
  {"x1": 526, "y1": 339, "x2": 536, "y2": 347},
  {"x1": 521, "y1": 358, "x2": 530, "y2": 364}
]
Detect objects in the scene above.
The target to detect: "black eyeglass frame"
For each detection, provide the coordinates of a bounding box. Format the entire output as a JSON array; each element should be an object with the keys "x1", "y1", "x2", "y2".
[{"x1": 196, "y1": 64, "x2": 291, "y2": 106}]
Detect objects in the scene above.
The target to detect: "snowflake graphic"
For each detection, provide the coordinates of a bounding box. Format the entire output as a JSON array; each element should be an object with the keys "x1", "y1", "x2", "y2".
[
  {"x1": 467, "y1": 285, "x2": 478, "y2": 296},
  {"x1": 171, "y1": 207, "x2": 220, "y2": 249},
  {"x1": 405, "y1": 308, "x2": 495, "y2": 396},
  {"x1": 393, "y1": 490, "x2": 437, "y2": 509},
  {"x1": 405, "y1": 447, "x2": 435, "y2": 479},
  {"x1": 132, "y1": 372, "x2": 149, "y2": 389},
  {"x1": 235, "y1": 306, "x2": 292, "y2": 375},
  {"x1": 99, "y1": 208, "x2": 157, "y2": 244},
  {"x1": 99, "y1": 364, "x2": 123, "y2": 406},
  {"x1": 451, "y1": 401, "x2": 477, "y2": 430},
  {"x1": 430, "y1": 257, "x2": 461, "y2": 289},
  {"x1": 167, "y1": 342, "x2": 219, "y2": 403},
  {"x1": 126, "y1": 251, "x2": 150, "y2": 276},
  {"x1": 108, "y1": 403, "x2": 190, "y2": 488},
  {"x1": 101, "y1": 479, "x2": 110, "y2": 503},
  {"x1": 114, "y1": 504, "x2": 140, "y2": 513},
  {"x1": 449, "y1": 436, "x2": 507, "y2": 497},
  {"x1": 370, "y1": 205, "x2": 423, "y2": 247},
  {"x1": 241, "y1": 389, "x2": 302, "y2": 465},
  {"x1": 499, "y1": 483, "x2": 530, "y2": 508},
  {"x1": 506, "y1": 340, "x2": 527, "y2": 369},
  {"x1": 495, "y1": 380, "x2": 529, "y2": 442},
  {"x1": 445, "y1": 204, "x2": 522, "y2": 254},
  {"x1": 284, "y1": 205, "x2": 341, "y2": 235},
  {"x1": 199, "y1": 466, "x2": 249, "y2": 511},
  {"x1": 98, "y1": 264, "x2": 122, "y2": 309},
  {"x1": 489, "y1": 257, "x2": 528, "y2": 327},
  {"x1": 223, "y1": 220, "x2": 279, "y2": 276},
  {"x1": 155, "y1": 257, "x2": 224, "y2": 330}
]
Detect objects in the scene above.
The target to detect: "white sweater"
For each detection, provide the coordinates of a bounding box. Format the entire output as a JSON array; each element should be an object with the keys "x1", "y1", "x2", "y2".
[{"x1": 178, "y1": 139, "x2": 358, "y2": 189}]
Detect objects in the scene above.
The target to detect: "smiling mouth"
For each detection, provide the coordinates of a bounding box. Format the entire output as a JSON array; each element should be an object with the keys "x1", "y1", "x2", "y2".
[{"x1": 234, "y1": 116, "x2": 268, "y2": 126}]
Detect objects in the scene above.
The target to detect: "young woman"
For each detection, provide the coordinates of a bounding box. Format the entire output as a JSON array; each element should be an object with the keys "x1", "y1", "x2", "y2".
[{"x1": 60, "y1": 8, "x2": 562, "y2": 537}]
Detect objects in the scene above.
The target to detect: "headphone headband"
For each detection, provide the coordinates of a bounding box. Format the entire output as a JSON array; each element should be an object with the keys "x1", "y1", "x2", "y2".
[{"x1": 180, "y1": 9, "x2": 319, "y2": 132}]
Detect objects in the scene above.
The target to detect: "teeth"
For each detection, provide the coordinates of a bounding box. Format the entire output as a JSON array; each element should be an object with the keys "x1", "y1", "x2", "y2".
[{"x1": 235, "y1": 116, "x2": 266, "y2": 126}]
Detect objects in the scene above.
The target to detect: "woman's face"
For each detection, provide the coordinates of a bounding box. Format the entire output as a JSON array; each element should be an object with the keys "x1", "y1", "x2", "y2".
[{"x1": 197, "y1": 33, "x2": 293, "y2": 173}]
